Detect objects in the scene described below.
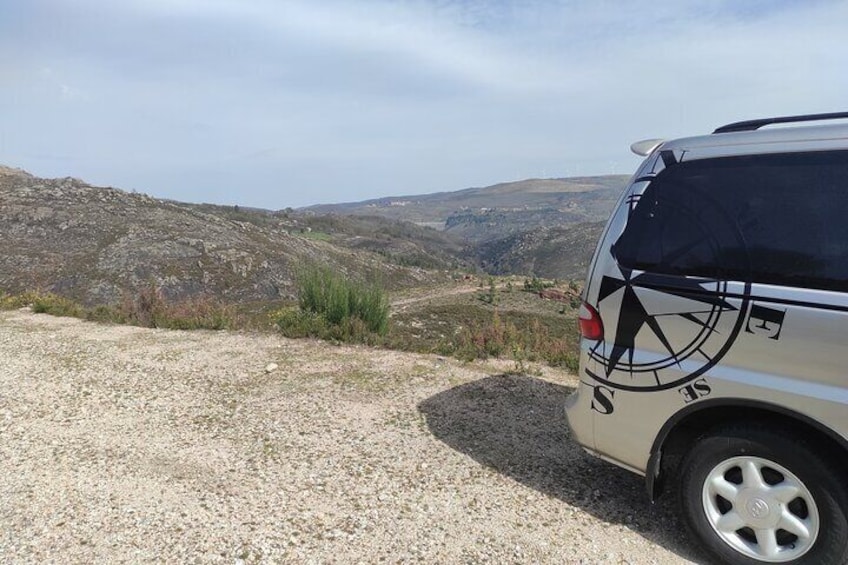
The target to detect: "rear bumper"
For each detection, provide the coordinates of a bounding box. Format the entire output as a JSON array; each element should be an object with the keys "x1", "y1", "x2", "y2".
[{"x1": 564, "y1": 384, "x2": 594, "y2": 452}]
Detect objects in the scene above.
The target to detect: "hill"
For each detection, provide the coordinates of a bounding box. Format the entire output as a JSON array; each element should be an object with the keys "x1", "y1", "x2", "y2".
[
  {"x1": 183, "y1": 202, "x2": 470, "y2": 272},
  {"x1": 472, "y1": 222, "x2": 606, "y2": 280},
  {"x1": 305, "y1": 175, "x2": 627, "y2": 280},
  {"x1": 0, "y1": 166, "x2": 627, "y2": 304},
  {"x1": 304, "y1": 176, "x2": 628, "y2": 232},
  {"x1": 0, "y1": 166, "x2": 453, "y2": 305}
]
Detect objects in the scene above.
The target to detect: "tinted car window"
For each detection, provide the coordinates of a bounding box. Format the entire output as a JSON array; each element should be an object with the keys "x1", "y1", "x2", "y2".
[{"x1": 613, "y1": 150, "x2": 848, "y2": 292}]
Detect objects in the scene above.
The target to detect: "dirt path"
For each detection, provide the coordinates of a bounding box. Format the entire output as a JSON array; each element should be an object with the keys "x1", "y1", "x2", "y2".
[
  {"x1": 0, "y1": 309, "x2": 703, "y2": 563},
  {"x1": 390, "y1": 282, "x2": 507, "y2": 314}
]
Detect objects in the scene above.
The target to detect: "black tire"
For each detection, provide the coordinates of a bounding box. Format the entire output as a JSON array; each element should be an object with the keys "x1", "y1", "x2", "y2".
[{"x1": 678, "y1": 425, "x2": 848, "y2": 565}]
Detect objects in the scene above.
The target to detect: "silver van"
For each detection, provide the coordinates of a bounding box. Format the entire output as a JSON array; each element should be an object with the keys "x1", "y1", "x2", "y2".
[{"x1": 564, "y1": 113, "x2": 848, "y2": 564}]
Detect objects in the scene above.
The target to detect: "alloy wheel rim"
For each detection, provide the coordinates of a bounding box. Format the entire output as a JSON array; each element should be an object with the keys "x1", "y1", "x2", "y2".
[{"x1": 701, "y1": 455, "x2": 819, "y2": 562}]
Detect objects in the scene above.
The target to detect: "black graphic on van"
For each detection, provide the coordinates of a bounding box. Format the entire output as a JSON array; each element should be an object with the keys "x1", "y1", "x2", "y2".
[
  {"x1": 745, "y1": 304, "x2": 786, "y2": 340},
  {"x1": 586, "y1": 266, "x2": 749, "y2": 392},
  {"x1": 587, "y1": 171, "x2": 753, "y2": 392}
]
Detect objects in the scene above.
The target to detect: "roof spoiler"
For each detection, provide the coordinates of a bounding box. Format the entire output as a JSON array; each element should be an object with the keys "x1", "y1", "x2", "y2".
[{"x1": 630, "y1": 139, "x2": 665, "y2": 157}]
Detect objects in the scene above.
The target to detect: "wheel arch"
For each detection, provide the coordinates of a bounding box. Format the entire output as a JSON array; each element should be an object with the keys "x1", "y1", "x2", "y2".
[{"x1": 646, "y1": 398, "x2": 848, "y2": 501}]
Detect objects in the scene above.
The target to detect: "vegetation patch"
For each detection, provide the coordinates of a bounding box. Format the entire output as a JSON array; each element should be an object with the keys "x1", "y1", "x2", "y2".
[
  {"x1": 451, "y1": 310, "x2": 579, "y2": 371},
  {"x1": 119, "y1": 285, "x2": 236, "y2": 330},
  {"x1": 275, "y1": 265, "x2": 389, "y2": 344},
  {"x1": 297, "y1": 230, "x2": 332, "y2": 241},
  {"x1": 3, "y1": 277, "x2": 583, "y2": 373},
  {"x1": 386, "y1": 284, "x2": 581, "y2": 372},
  {"x1": 2, "y1": 291, "x2": 86, "y2": 318},
  {"x1": 1, "y1": 287, "x2": 237, "y2": 330},
  {"x1": 523, "y1": 276, "x2": 556, "y2": 293}
]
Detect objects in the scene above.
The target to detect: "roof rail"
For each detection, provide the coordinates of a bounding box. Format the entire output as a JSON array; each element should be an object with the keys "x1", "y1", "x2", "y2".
[{"x1": 713, "y1": 111, "x2": 848, "y2": 134}]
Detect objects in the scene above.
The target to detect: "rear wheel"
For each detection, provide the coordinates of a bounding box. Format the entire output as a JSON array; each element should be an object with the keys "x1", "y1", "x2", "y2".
[{"x1": 678, "y1": 426, "x2": 847, "y2": 564}]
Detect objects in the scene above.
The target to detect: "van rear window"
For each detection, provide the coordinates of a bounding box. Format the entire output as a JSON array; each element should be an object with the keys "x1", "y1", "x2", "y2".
[{"x1": 613, "y1": 150, "x2": 848, "y2": 292}]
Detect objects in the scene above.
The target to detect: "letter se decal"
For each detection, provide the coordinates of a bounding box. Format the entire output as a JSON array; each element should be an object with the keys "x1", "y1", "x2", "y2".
[{"x1": 678, "y1": 378, "x2": 712, "y2": 404}]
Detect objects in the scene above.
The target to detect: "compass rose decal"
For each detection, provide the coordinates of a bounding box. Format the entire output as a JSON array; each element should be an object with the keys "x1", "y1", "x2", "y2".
[
  {"x1": 598, "y1": 266, "x2": 741, "y2": 376},
  {"x1": 585, "y1": 176, "x2": 752, "y2": 392},
  {"x1": 588, "y1": 265, "x2": 748, "y2": 391}
]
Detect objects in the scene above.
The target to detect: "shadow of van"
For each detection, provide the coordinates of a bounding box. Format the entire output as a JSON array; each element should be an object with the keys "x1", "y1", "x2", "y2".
[{"x1": 418, "y1": 374, "x2": 705, "y2": 563}]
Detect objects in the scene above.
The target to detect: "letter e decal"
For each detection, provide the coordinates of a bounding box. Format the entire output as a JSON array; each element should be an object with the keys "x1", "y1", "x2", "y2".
[{"x1": 746, "y1": 304, "x2": 786, "y2": 340}]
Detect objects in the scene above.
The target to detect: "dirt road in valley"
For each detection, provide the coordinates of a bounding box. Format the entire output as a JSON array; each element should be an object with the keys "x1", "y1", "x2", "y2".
[
  {"x1": 0, "y1": 309, "x2": 703, "y2": 563},
  {"x1": 389, "y1": 282, "x2": 490, "y2": 314}
]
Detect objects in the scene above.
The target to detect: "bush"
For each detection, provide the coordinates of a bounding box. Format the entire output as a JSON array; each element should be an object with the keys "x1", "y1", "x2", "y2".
[
  {"x1": 31, "y1": 293, "x2": 85, "y2": 317},
  {"x1": 446, "y1": 311, "x2": 580, "y2": 371},
  {"x1": 0, "y1": 290, "x2": 85, "y2": 317},
  {"x1": 120, "y1": 286, "x2": 234, "y2": 330},
  {"x1": 478, "y1": 277, "x2": 498, "y2": 305},
  {"x1": 274, "y1": 307, "x2": 327, "y2": 338},
  {"x1": 121, "y1": 284, "x2": 166, "y2": 327},
  {"x1": 0, "y1": 291, "x2": 39, "y2": 310},
  {"x1": 295, "y1": 266, "x2": 389, "y2": 337},
  {"x1": 523, "y1": 277, "x2": 554, "y2": 293},
  {"x1": 157, "y1": 297, "x2": 234, "y2": 330},
  {"x1": 86, "y1": 305, "x2": 126, "y2": 324}
]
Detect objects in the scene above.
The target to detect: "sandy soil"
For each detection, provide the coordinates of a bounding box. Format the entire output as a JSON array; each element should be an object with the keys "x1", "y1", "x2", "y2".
[{"x1": 0, "y1": 309, "x2": 705, "y2": 563}]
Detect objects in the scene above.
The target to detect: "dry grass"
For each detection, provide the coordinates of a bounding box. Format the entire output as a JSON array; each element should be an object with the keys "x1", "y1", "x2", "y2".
[
  {"x1": 386, "y1": 278, "x2": 581, "y2": 371},
  {"x1": 0, "y1": 288, "x2": 238, "y2": 331},
  {"x1": 1, "y1": 276, "x2": 582, "y2": 371}
]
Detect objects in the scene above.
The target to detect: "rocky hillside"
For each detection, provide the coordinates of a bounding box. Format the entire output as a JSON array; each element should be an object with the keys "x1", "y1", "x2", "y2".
[
  {"x1": 0, "y1": 166, "x2": 450, "y2": 305},
  {"x1": 473, "y1": 222, "x2": 606, "y2": 281},
  {"x1": 0, "y1": 166, "x2": 626, "y2": 302}
]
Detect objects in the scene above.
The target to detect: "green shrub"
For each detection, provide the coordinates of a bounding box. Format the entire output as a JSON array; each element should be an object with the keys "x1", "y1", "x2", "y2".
[
  {"x1": 2, "y1": 290, "x2": 108, "y2": 320},
  {"x1": 274, "y1": 307, "x2": 327, "y2": 338},
  {"x1": 478, "y1": 277, "x2": 498, "y2": 305},
  {"x1": 523, "y1": 277, "x2": 554, "y2": 293},
  {"x1": 0, "y1": 291, "x2": 37, "y2": 310},
  {"x1": 0, "y1": 291, "x2": 84, "y2": 318},
  {"x1": 30, "y1": 292, "x2": 84, "y2": 318},
  {"x1": 295, "y1": 266, "x2": 389, "y2": 337}
]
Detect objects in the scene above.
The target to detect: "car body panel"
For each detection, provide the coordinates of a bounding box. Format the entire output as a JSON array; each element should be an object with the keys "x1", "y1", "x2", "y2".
[{"x1": 565, "y1": 122, "x2": 848, "y2": 486}]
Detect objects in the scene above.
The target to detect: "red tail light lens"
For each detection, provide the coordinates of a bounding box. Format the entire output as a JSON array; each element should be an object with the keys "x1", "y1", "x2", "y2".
[{"x1": 578, "y1": 301, "x2": 604, "y2": 340}]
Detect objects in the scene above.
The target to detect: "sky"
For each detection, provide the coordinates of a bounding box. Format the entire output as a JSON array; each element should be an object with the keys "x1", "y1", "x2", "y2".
[{"x1": 2, "y1": 0, "x2": 847, "y2": 209}]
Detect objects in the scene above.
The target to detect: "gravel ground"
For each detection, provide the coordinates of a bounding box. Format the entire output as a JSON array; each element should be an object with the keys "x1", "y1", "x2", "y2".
[{"x1": 0, "y1": 309, "x2": 705, "y2": 564}]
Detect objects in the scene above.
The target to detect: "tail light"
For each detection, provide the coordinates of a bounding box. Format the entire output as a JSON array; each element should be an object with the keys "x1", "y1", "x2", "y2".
[{"x1": 578, "y1": 301, "x2": 604, "y2": 340}]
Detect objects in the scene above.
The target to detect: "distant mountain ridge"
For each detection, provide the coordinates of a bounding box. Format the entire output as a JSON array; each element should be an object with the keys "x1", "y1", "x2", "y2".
[{"x1": 303, "y1": 175, "x2": 628, "y2": 230}]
